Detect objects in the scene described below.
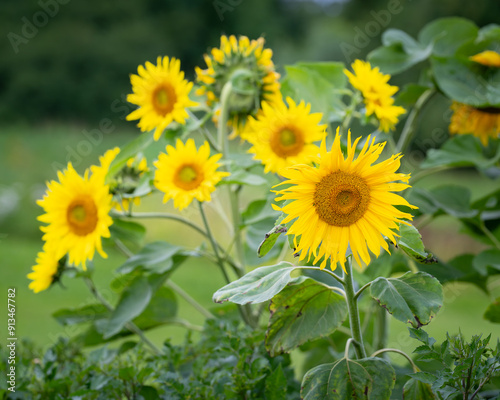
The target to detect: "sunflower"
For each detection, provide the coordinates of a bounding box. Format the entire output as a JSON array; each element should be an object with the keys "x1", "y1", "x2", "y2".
[
  {"x1": 91, "y1": 148, "x2": 149, "y2": 212},
  {"x1": 469, "y1": 50, "x2": 500, "y2": 68},
  {"x1": 127, "y1": 56, "x2": 198, "y2": 141},
  {"x1": 274, "y1": 128, "x2": 417, "y2": 271},
  {"x1": 449, "y1": 102, "x2": 500, "y2": 145},
  {"x1": 154, "y1": 139, "x2": 230, "y2": 210},
  {"x1": 242, "y1": 97, "x2": 326, "y2": 174},
  {"x1": 195, "y1": 35, "x2": 280, "y2": 136},
  {"x1": 344, "y1": 60, "x2": 406, "y2": 132},
  {"x1": 27, "y1": 247, "x2": 62, "y2": 293},
  {"x1": 37, "y1": 163, "x2": 113, "y2": 268}
]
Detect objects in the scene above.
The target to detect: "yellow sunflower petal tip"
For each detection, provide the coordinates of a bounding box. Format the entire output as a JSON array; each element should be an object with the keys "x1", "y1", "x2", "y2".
[{"x1": 469, "y1": 50, "x2": 500, "y2": 68}]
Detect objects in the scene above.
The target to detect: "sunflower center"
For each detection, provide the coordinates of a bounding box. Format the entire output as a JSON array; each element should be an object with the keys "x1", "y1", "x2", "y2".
[
  {"x1": 174, "y1": 164, "x2": 204, "y2": 190},
  {"x1": 270, "y1": 127, "x2": 304, "y2": 158},
  {"x1": 66, "y1": 196, "x2": 98, "y2": 236},
  {"x1": 313, "y1": 171, "x2": 370, "y2": 227},
  {"x1": 152, "y1": 84, "x2": 177, "y2": 116}
]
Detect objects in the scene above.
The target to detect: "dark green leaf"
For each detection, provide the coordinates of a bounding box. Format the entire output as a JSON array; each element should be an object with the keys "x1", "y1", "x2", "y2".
[
  {"x1": 264, "y1": 364, "x2": 287, "y2": 400},
  {"x1": 368, "y1": 29, "x2": 433, "y2": 74},
  {"x1": 484, "y1": 297, "x2": 500, "y2": 323},
  {"x1": 212, "y1": 262, "x2": 298, "y2": 304},
  {"x1": 403, "y1": 377, "x2": 437, "y2": 399},
  {"x1": 52, "y1": 304, "x2": 109, "y2": 326},
  {"x1": 301, "y1": 357, "x2": 395, "y2": 399},
  {"x1": 408, "y1": 372, "x2": 436, "y2": 385},
  {"x1": 419, "y1": 17, "x2": 478, "y2": 57},
  {"x1": 396, "y1": 84, "x2": 431, "y2": 107},
  {"x1": 473, "y1": 249, "x2": 500, "y2": 275},
  {"x1": 103, "y1": 276, "x2": 152, "y2": 338},
  {"x1": 109, "y1": 218, "x2": 146, "y2": 244},
  {"x1": 133, "y1": 287, "x2": 178, "y2": 329},
  {"x1": 266, "y1": 277, "x2": 347, "y2": 356},
  {"x1": 295, "y1": 62, "x2": 347, "y2": 88},
  {"x1": 370, "y1": 271, "x2": 443, "y2": 328},
  {"x1": 258, "y1": 225, "x2": 287, "y2": 258},
  {"x1": 421, "y1": 135, "x2": 500, "y2": 170}
]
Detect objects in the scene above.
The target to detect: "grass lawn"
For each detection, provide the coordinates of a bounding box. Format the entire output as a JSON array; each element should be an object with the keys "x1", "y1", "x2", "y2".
[{"x1": 1, "y1": 125, "x2": 499, "y2": 378}]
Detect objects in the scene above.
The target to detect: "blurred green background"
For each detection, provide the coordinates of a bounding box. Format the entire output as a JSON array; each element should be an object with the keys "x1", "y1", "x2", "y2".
[{"x1": 1, "y1": 0, "x2": 500, "y2": 361}]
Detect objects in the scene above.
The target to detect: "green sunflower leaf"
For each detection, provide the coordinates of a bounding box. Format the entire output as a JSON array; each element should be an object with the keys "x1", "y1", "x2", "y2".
[
  {"x1": 395, "y1": 223, "x2": 437, "y2": 264},
  {"x1": 212, "y1": 262, "x2": 298, "y2": 304},
  {"x1": 484, "y1": 297, "x2": 500, "y2": 323},
  {"x1": 403, "y1": 378, "x2": 437, "y2": 400},
  {"x1": 258, "y1": 225, "x2": 287, "y2": 258},
  {"x1": 370, "y1": 271, "x2": 443, "y2": 328},
  {"x1": 117, "y1": 241, "x2": 183, "y2": 274},
  {"x1": 301, "y1": 357, "x2": 396, "y2": 400},
  {"x1": 265, "y1": 277, "x2": 347, "y2": 356}
]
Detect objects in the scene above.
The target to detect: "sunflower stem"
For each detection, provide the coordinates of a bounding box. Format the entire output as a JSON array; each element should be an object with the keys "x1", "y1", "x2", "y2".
[
  {"x1": 83, "y1": 276, "x2": 162, "y2": 356},
  {"x1": 343, "y1": 257, "x2": 367, "y2": 359},
  {"x1": 371, "y1": 348, "x2": 419, "y2": 373},
  {"x1": 166, "y1": 281, "x2": 215, "y2": 320},
  {"x1": 396, "y1": 89, "x2": 435, "y2": 154},
  {"x1": 198, "y1": 201, "x2": 231, "y2": 285}
]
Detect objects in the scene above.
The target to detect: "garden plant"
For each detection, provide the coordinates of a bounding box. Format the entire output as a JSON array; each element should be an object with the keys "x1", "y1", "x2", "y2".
[{"x1": 3, "y1": 16, "x2": 500, "y2": 399}]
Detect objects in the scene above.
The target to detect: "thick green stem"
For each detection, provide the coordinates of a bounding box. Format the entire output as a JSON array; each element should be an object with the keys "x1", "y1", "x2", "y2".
[
  {"x1": 396, "y1": 89, "x2": 435, "y2": 154},
  {"x1": 83, "y1": 277, "x2": 162, "y2": 355},
  {"x1": 343, "y1": 258, "x2": 367, "y2": 359},
  {"x1": 374, "y1": 306, "x2": 388, "y2": 352}
]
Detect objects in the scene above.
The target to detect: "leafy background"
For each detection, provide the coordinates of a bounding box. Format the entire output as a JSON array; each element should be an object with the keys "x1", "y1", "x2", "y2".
[{"x1": 1, "y1": 0, "x2": 500, "y2": 378}]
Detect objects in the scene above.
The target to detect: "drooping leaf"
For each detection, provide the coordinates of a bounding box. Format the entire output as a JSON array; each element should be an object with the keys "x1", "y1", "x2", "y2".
[
  {"x1": 133, "y1": 287, "x2": 178, "y2": 329},
  {"x1": 301, "y1": 357, "x2": 396, "y2": 399},
  {"x1": 108, "y1": 218, "x2": 146, "y2": 245},
  {"x1": 473, "y1": 249, "x2": 500, "y2": 275},
  {"x1": 117, "y1": 241, "x2": 182, "y2": 274},
  {"x1": 212, "y1": 262, "x2": 298, "y2": 305},
  {"x1": 103, "y1": 276, "x2": 152, "y2": 338},
  {"x1": 370, "y1": 271, "x2": 443, "y2": 328},
  {"x1": 53, "y1": 304, "x2": 109, "y2": 326},
  {"x1": 396, "y1": 223, "x2": 437, "y2": 264},
  {"x1": 266, "y1": 277, "x2": 347, "y2": 356},
  {"x1": 403, "y1": 377, "x2": 437, "y2": 399},
  {"x1": 421, "y1": 135, "x2": 500, "y2": 170},
  {"x1": 484, "y1": 297, "x2": 500, "y2": 323},
  {"x1": 258, "y1": 225, "x2": 287, "y2": 258}
]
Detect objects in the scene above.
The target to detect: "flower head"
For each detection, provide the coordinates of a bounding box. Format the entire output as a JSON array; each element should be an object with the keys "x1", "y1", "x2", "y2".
[
  {"x1": 469, "y1": 50, "x2": 500, "y2": 68},
  {"x1": 344, "y1": 60, "x2": 406, "y2": 132},
  {"x1": 127, "y1": 56, "x2": 198, "y2": 141},
  {"x1": 195, "y1": 35, "x2": 280, "y2": 136},
  {"x1": 37, "y1": 163, "x2": 113, "y2": 268},
  {"x1": 449, "y1": 102, "x2": 500, "y2": 145},
  {"x1": 242, "y1": 97, "x2": 326, "y2": 174},
  {"x1": 154, "y1": 139, "x2": 230, "y2": 210},
  {"x1": 91, "y1": 148, "x2": 149, "y2": 212},
  {"x1": 27, "y1": 247, "x2": 62, "y2": 293},
  {"x1": 274, "y1": 128, "x2": 416, "y2": 271}
]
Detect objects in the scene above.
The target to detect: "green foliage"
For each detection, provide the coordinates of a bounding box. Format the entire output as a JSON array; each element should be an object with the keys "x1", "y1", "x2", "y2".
[
  {"x1": 409, "y1": 329, "x2": 500, "y2": 399},
  {"x1": 370, "y1": 271, "x2": 443, "y2": 328},
  {"x1": 266, "y1": 277, "x2": 347, "y2": 356},
  {"x1": 395, "y1": 223, "x2": 437, "y2": 264},
  {"x1": 301, "y1": 357, "x2": 396, "y2": 399},
  {"x1": 0, "y1": 320, "x2": 300, "y2": 400},
  {"x1": 212, "y1": 262, "x2": 298, "y2": 304}
]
